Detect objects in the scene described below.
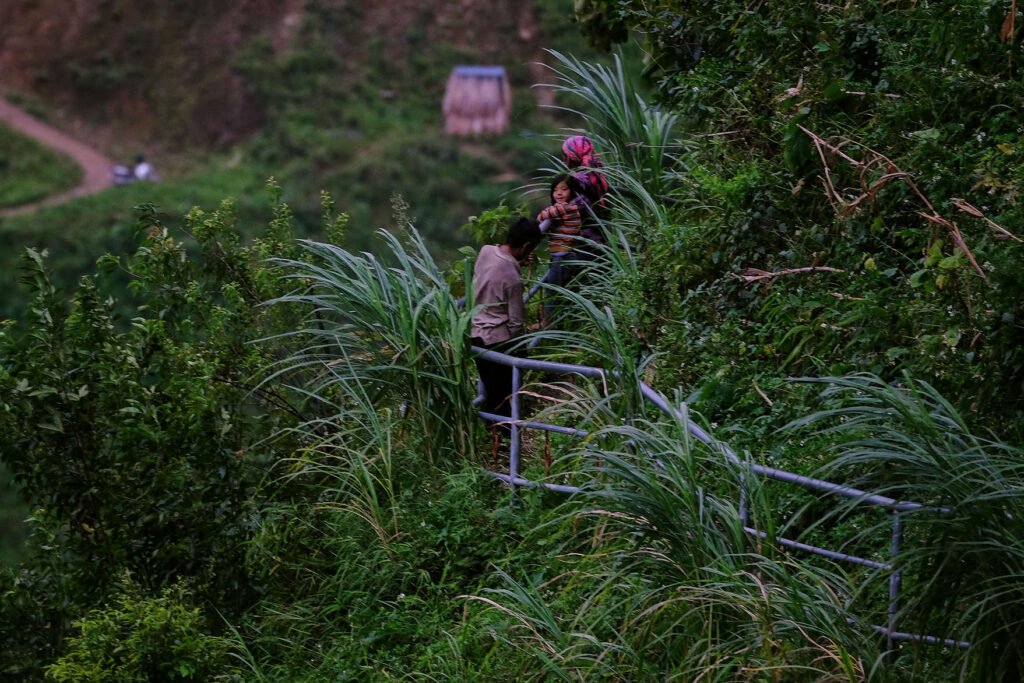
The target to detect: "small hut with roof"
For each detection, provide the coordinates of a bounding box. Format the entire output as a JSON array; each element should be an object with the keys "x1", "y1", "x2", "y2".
[{"x1": 442, "y1": 65, "x2": 511, "y2": 136}]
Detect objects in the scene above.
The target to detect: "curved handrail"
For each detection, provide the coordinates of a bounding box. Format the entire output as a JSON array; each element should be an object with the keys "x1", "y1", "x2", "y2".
[{"x1": 470, "y1": 342, "x2": 968, "y2": 654}]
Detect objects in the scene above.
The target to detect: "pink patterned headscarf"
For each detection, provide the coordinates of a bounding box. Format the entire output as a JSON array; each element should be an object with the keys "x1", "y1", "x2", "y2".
[
  {"x1": 562, "y1": 135, "x2": 603, "y2": 169},
  {"x1": 561, "y1": 135, "x2": 610, "y2": 207}
]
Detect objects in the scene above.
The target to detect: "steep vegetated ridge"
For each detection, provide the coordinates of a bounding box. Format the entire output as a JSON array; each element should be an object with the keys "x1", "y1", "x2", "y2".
[
  {"x1": 0, "y1": 0, "x2": 292, "y2": 146},
  {"x1": 10, "y1": 2, "x2": 1024, "y2": 681},
  {"x1": 0, "y1": 0, "x2": 555, "y2": 149}
]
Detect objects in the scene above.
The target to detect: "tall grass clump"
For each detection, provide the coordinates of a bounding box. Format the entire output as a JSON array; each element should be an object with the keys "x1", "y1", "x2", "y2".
[
  {"x1": 265, "y1": 227, "x2": 480, "y2": 462},
  {"x1": 474, "y1": 402, "x2": 879, "y2": 680},
  {"x1": 542, "y1": 50, "x2": 682, "y2": 198},
  {"x1": 538, "y1": 49, "x2": 686, "y2": 250},
  {"x1": 244, "y1": 231, "x2": 554, "y2": 678},
  {"x1": 790, "y1": 373, "x2": 1024, "y2": 681}
]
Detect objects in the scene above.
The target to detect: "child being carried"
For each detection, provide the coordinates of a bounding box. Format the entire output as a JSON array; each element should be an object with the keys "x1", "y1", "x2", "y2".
[
  {"x1": 535, "y1": 174, "x2": 584, "y2": 323},
  {"x1": 537, "y1": 173, "x2": 584, "y2": 257}
]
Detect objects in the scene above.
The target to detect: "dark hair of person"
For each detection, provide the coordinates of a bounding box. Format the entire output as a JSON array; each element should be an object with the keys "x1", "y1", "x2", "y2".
[
  {"x1": 549, "y1": 173, "x2": 582, "y2": 205},
  {"x1": 506, "y1": 216, "x2": 541, "y2": 248}
]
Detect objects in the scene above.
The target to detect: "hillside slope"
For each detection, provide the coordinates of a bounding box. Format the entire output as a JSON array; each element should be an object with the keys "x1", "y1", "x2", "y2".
[
  {"x1": 0, "y1": 97, "x2": 110, "y2": 215},
  {"x1": 0, "y1": 0, "x2": 565, "y2": 150}
]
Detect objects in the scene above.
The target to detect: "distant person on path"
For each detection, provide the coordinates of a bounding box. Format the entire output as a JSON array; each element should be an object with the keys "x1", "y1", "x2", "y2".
[
  {"x1": 471, "y1": 216, "x2": 542, "y2": 429},
  {"x1": 536, "y1": 173, "x2": 583, "y2": 323},
  {"x1": 133, "y1": 154, "x2": 156, "y2": 182}
]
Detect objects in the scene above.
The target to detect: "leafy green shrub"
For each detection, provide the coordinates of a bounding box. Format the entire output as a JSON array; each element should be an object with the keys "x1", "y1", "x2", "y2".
[
  {"x1": 238, "y1": 444, "x2": 547, "y2": 679},
  {"x1": 461, "y1": 201, "x2": 527, "y2": 246},
  {"x1": 0, "y1": 187, "x2": 316, "y2": 675},
  {"x1": 46, "y1": 577, "x2": 234, "y2": 682},
  {"x1": 0, "y1": 461, "x2": 29, "y2": 565},
  {"x1": 564, "y1": 2, "x2": 1024, "y2": 428}
]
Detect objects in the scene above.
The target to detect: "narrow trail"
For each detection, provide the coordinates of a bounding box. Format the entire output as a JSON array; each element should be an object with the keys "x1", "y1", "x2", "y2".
[{"x1": 0, "y1": 96, "x2": 114, "y2": 218}]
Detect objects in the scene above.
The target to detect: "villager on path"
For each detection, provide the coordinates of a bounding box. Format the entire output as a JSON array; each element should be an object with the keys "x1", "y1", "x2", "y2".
[{"x1": 470, "y1": 217, "x2": 542, "y2": 433}]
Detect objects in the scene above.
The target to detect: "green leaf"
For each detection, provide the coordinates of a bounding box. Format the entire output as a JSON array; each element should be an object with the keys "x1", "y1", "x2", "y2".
[
  {"x1": 938, "y1": 254, "x2": 962, "y2": 270},
  {"x1": 823, "y1": 80, "x2": 846, "y2": 101},
  {"x1": 886, "y1": 347, "x2": 908, "y2": 359},
  {"x1": 910, "y1": 128, "x2": 942, "y2": 141}
]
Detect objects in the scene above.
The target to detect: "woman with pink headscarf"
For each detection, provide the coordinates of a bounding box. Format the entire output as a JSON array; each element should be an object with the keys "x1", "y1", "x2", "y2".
[
  {"x1": 561, "y1": 135, "x2": 610, "y2": 246},
  {"x1": 532, "y1": 135, "x2": 612, "y2": 325}
]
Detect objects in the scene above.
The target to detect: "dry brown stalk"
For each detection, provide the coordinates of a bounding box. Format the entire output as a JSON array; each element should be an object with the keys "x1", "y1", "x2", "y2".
[
  {"x1": 951, "y1": 198, "x2": 1024, "y2": 243},
  {"x1": 752, "y1": 380, "x2": 773, "y2": 407},
  {"x1": 844, "y1": 91, "x2": 902, "y2": 99},
  {"x1": 1001, "y1": 1, "x2": 1017, "y2": 44},
  {"x1": 918, "y1": 211, "x2": 988, "y2": 281},
  {"x1": 797, "y1": 124, "x2": 992, "y2": 283},
  {"x1": 736, "y1": 266, "x2": 844, "y2": 282},
  {"x1": 829, "y1": 291, "x2": 865, "y2": 301},
  {"x1": 1004, "y1": 0, "x2": 1018, "y2": 70}
]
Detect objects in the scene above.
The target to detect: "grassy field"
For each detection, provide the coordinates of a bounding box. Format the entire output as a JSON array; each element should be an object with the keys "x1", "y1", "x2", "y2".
[
  {"x1": 0, "y1": 161, "x2": 267, "y2": 320},
  {"x1": 0, "y1": 122, "x2": 83, "y2": 209}
]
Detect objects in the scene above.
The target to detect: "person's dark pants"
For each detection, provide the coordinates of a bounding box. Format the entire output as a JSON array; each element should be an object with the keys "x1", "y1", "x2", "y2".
[
  {"x1": 472, "y1": 336, "x2": 513, "y2": 436},
  {"x1": 541, "y1": 253, "x2": 574, "y2": 322}
]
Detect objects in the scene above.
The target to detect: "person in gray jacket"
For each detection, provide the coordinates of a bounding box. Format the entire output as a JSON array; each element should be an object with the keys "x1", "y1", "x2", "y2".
[{"x1": 470, "y1": 216, "x2": 541, "y2": 429}]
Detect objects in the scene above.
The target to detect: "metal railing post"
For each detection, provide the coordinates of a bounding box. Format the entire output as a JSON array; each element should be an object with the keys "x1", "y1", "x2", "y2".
[
  {"x1": 886, "y1": 511, "x2": 904, "y2": 664},
  {"x1": 508, "y1": 366, "x2": 522, "y2": 492}
]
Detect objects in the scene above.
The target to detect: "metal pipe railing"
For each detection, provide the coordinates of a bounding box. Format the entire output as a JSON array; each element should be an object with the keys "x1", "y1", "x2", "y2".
[
  {"x1": 637, "y1": 382, "x2": 936, "y2": 513},
  {"x1": 887, "y1": 511, "x2": 905, "y2": 663},
  {"x1": 743, "y1": 527, "x2": 891, "y2": 570},
  {"x1": 469, "y1": 341, "x2": 968, "y2": 654}
]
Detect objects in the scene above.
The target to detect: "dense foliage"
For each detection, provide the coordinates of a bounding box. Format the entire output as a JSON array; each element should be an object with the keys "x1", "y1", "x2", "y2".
[
  {"x1": 574, "y1": 0, "x2": 1024, "y2": 426},
  {"x1": 46, "y1": 578, "x2": 233, "y2": 682},
  {"x1": 0, "y1": 188, "x2": 311, "y2": 676},
  {"x1": 2, "y1": 2, "x2": 1024, "y2": 681}
]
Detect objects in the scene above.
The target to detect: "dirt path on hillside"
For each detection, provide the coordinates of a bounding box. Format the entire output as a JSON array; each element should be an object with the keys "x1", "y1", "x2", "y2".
[{"x1": 0, "y1": 96, "x2": 114, "y2": 217}]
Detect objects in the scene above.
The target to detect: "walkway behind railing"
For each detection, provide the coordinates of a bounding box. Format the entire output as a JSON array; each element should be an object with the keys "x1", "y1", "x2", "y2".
[{"x1": 470, "y1": 344, "x2": 969, "y2": 658}]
